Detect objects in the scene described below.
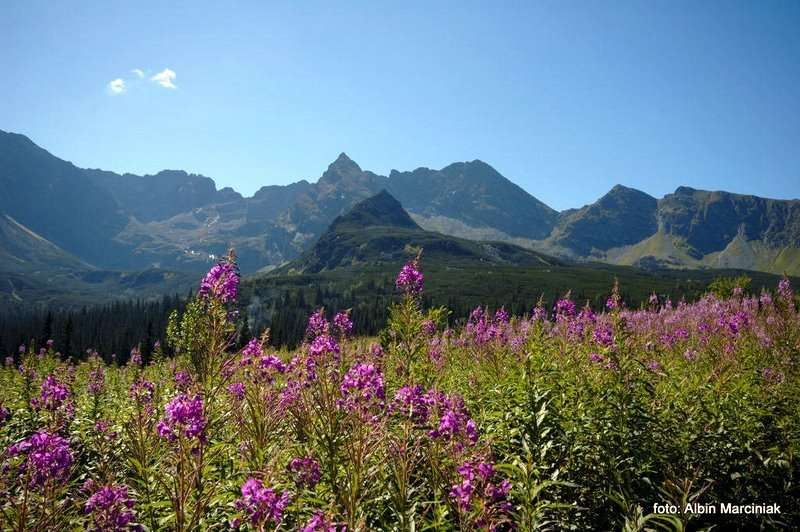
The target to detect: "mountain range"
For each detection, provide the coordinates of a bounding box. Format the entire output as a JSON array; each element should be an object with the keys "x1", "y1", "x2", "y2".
[
  {"x1": 280, "y1": 190, "x2": 557, "y2": 274},
  {"x1": 1, "y1": 129, "x2": 798, "y2": 292}
]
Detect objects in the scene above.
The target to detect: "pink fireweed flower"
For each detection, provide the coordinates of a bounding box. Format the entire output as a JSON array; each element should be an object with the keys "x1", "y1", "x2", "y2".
[
  {"x1": 469, "y1": 306, "x2": 485, "y2": 324},
  {"x1": 449, "y1": 479, "x2": 474, "y2": 512},
  {"x1": 94, "y1": 420, "x2": 119, "y2": 441},
  {"x1": 339, "y1": 363, "x2": 385, "y2": 420},
  {"x1": 421, "y1": 319, "x2": 437, "y2": 336},
  {"x1": 449, "y1": 459, "x2": 512, "y2": 515},
  {"x1": 509, "y1": 335, "x2": 526, "y2": 353},
  {"x1": 531, "y1": 304, "x2": 547, "y2": 322},
  {"x1": 84, "y1": 483, "x2": 137, "y2": 532},
  {"x1": 396, "y1": 260, "x2": 424, "y2": 295},
  {"x1": 241, "y1": 339, "x2": 287, "y2": 383},
  {"x1": 7, "y1": 431, "x2": 73, "y2": 488},
  {"x1": 279, "y1": 378, "x2": 302, "y2": 409},
  {"x1": 428, "y1": 338, "x2": 444, "y2": 368},
  {"x1": 129, "y1": 347, "x2": 142, "y2": 367},
  {"x1": 368, "y1": 342, "x2": 384, "y2": 362},
  {"x1": 726, "y1": 311, "x2": 749, "y2": 335},
  {"x1": 228, "y1": 382, "x2": 246, "y2": 401},
  {"x1": 174, "y1": 370, "x2": 193, "y2": 391},
  {"x1": 129, "y1": 379, "x2": 155, "y2": 404},
  {"x1": 466, "y1": 307, "x2": 491, "y2": 345},
  {"x1": 157, "y1": 394, "x2": 206, "y2": 442},
  {"x1": 778, "y1": 277, "x2": 793, "y2": 301},
  {"x1": 256, "y1": 354, "x2": 287, "y2": 383},
  {"x1": 31, "y1": 374, "x2": 70, "y2": 411},
  {"x1": 0, "y1": 404, "x2": 10, "y2": 426},
  {"x1": 762, "y1": 367, "x2": 785, "y2": 385},
  {"x1": 760, "y1": 291, "x2": 773, "y2": 307},
  {"x1": 288, "y1": 456, "x2": 321, "y2": 488},
  {"x1": 588, "y1": 352, "x2": 604, "y2": 364},
  {"x1": 578, "y1": 305, "x2": 596, "y2": 324},
  {"x1": 554, "y1": 297, "x2": 576, "y2": 319},
  {"x1": 128, "y1": 379, "x2": 156, "y2": 418},
  {"x1": 494, "y1": 307, "x2": 510, "y2": 323},
  {"x1": 333, "y1": 311, "x2": 353, "y2": 337},
  {"x1": 683, "y1": 349, "x2": 698, "y2": 362},
  {"x1": 305, "y1": 309, "x2": 330, "y2": 340},
  {"x1": 390, "y1": 385, "x2": 430, "y2": 424},
  {"x1": 88, "y1": 366, "x2": 105, "y2": 395},
  {"x1": 308, "y1": 334, "x2": 340, "y2": 360},
  {"x1": 198, "y1": 260, "x2": 239, "y2": 303},
  {"x1": 592, "y1": 325, "x2": 614, "y2": 347},
  {"x1": 427, "y1": 392, "x2": 478, "y2": 448},
  {"x1": 606, "y1": 280, "x2": 623, "y2": 311},
  {"x1": 235, "y1": 478, "x2": 290, "y2": 528},
  {"x1": 301, "y1": 511, "x2": 340, "y2": 532},
  {"x1": 647, "y1": 360, "x2": 662, "y2": 372},
  {"x1": 240, "y1": 338, "x2": 263, "y2": 362}
]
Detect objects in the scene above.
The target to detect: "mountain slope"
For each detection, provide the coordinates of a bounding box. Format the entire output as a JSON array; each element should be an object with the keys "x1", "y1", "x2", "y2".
[
  {"x1": 84, "y1": 168, "x2": 237, "y2": 223},
  {"x1": 387, "y1": 160, "x2": 558, "y2": 240},
  {"x1": 0, "y1": 213, "x2": 195, "y2": 311},
  {"x1": 0, "y1": 131, "x2": 129, "y2": 266},
  {"x1": 280, "y1": 153, "x2": 387, "y2": 238},
  {"x1": 281, "y1": 191, "x2": 559, "y2": 274},
  {"x1": 0, "y1": 214, "x2": 92, "y2": 273},
  {"x1": 546, "y1": 185, "x2": 658, "y2": 257},
  {"x1": 543, "y1": 185, "x2": 800, "y2": 275}
]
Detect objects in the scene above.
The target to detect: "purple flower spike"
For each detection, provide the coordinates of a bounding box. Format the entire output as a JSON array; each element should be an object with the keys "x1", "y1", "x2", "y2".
[
  {"x1": 288, "y1": 456, "x2": 322, "y2": 488},
  {"x1": 396, "y1": 260, "x2": 424, "y2": 295},
  {"x1": 84, "y1": 483, "x2": 137, "y2": 531},
  {"x1": 199, "y1": 258, "x2": 239, "y2": 303},
  {"x1": 8, "y1": 431, "x2": 73, "y2": 488},
  {"x1": 157, "y1": 394, "x2": 207, "y2": 441},
  {"x1": 333, "y1": 311, "x2": 353, "y2": 337},
  {"x1": 236, "y1": 478, "x2": 290, "y2": 527}
]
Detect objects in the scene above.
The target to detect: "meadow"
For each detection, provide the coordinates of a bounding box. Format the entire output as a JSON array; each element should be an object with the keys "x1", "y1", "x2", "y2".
[{"x1": 0, "y1": 253, "x2": 797, "y2": 531}]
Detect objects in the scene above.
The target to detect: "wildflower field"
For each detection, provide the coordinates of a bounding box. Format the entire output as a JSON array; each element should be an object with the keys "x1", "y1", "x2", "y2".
[{"x1": 1, "y1": 255, "x2": 798, "y2": 531}]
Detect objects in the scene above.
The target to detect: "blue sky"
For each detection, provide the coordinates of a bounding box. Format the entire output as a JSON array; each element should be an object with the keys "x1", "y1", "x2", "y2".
[{"x1": 2, "y1": 1, "x2": 799, "y2": 210}]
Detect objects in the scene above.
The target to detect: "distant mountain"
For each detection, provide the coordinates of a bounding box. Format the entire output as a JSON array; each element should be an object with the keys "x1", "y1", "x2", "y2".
[
  {"x1": 544, "y1": 185, "x2": 659, "y2": 257},
  {"x1": 541, "y1": 185, "x2": 800, "y2": 275},
  {"x1": 0, "y1": 214, "x2": 91, "y2": 273},
  {"x1": 387, "y1": 160, "x2": 558, "y2": 240},
  {"x1": 0, "y1": 213, "x2": 195, "y2": 311},
  {"x1": 280, "y1": 153, "x2": 387, "y2": 243},
  {"x1": 84, "y1": 168, "x2": 236, "y2": 223},
  {"x1": 281, "y1": 191, "x2": 559, "y2": 274},
  {"x1": 1, "y1": 129, "x2": 798, "y2": 279},
  {"x1": 0, "y1": 131, "x2": 129, "y2": 266}
]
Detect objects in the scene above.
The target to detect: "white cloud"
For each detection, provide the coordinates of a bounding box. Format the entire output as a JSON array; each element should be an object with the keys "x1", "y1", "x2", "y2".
[
  {"x1": 131, "y1": 68, "x2": 145, "y2": 78},
  {"x1": 108, "y1": 78, "x2": 126, "y2": 94},
  {"x1": 150, "y1": 68, "x2": 177, "y2": 89}
]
